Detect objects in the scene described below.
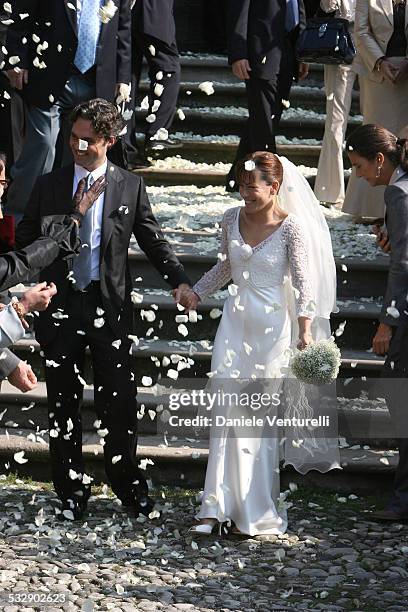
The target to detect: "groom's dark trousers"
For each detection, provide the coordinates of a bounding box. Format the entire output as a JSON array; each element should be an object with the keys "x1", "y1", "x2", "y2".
[{"x1": 15, "y1": 162, "x2": 190, "y2": 506}]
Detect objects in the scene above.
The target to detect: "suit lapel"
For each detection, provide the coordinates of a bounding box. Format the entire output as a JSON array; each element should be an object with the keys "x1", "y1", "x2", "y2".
[
  {"x1": 53, "y1": 164, "x2": 76, "y2": 214},
  {"x1": 101, "y1": 162, "x2": 125, "y2": 258},
  {"x1": 98, "y1": 0, "x2": 119, "y2": 47},
  {"x1": 378, "y1": 0, "x2": 393, "y2": 27},
  {"x1": 64, "y1": 0, "x2": 78, "y2": 36}
]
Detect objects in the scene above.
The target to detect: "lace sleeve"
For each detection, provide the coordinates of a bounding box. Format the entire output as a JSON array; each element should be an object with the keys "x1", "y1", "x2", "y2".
[
  {"x1": 285, "y1": 217, "x2": 315, "y2": 319},
  {"x1": 192, "y1": 209, "x2": 234, "y2": 300}
]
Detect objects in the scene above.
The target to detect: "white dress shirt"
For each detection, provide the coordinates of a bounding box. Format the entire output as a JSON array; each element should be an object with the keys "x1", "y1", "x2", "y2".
[{"x1": 72, "y1": 159, "x2": 107, "y2": 281}]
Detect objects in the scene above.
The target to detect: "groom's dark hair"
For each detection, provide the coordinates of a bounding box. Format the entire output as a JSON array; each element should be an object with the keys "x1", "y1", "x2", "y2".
[{"x1": 70, "y1": 98, "x2": 125, "y2": 141}]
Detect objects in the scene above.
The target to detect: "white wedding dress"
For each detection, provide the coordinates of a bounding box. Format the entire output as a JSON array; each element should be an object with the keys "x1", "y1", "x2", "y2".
[{"x1": 192, "y1": 206, "x2": 317, "y2": 536}]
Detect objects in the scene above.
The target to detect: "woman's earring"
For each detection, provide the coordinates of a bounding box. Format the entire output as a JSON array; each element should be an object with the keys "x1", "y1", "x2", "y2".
[{"x1": 376, "y1": 165, "x2": 383, "y2": 178}]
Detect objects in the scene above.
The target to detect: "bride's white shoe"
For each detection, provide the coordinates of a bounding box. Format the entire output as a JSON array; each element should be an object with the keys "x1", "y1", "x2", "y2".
[{"x1": 188, "y1": 520, "x2": 221, "y2": 535}]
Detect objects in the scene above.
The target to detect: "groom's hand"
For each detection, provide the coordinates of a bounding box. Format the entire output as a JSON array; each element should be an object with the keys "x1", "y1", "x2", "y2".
[
  {"x1": 172, "y1": 284, "x2": 198, "y2": 312},
  {"x1": 232, "y1": 59, "x2": 251, "y2": 80},
  {"x1": 373, "y1": 323, "x2": 392, "y2": 356}
]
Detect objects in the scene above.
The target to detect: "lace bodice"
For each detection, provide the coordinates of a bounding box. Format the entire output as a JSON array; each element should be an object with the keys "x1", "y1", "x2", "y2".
[{"x1": 193, "y1": 207, "x2": 314, "y2": 318}]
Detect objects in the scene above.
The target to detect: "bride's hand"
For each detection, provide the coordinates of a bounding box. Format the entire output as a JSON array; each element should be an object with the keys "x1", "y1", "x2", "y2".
[{"x1": 297, "y1": 332, "x2": 313, "y2": 351}]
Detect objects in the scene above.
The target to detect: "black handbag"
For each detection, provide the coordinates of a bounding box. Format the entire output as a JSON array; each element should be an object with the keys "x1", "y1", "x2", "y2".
[{"x1": 296, "y1": 16, "x2": 356, "y2": 65}]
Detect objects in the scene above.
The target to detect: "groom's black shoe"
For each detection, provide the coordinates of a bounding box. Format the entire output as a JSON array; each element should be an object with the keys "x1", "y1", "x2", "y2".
[
  {"x1": 370, "y1": 509, "x2": 408, "y2": 522},
  {"x1": 58, "y1": 498, "x2": 88, "y2": 521},
  {"x1": 121, "y1": 495, "x2": 155, "y2": 518}
]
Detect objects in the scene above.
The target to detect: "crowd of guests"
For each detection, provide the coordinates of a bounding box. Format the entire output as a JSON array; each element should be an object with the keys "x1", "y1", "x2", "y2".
[
  {"x1": 2, "y1": 1, "x2": 408, "y2": 219},
  {"x1": 0, "y1": 0, "x2": 407, "y2": 530}
]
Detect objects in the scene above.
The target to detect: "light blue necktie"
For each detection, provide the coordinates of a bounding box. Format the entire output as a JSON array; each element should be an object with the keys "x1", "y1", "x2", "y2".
[
  {"x1": 74, "y1": 0, "x2": 101, "y2": 74},
  {"x1": 285, "y1": 0, "x2": 300, "y2": 33},
  {"x1": 73, "y1": 174, "x2": 94, "y2": 290}
]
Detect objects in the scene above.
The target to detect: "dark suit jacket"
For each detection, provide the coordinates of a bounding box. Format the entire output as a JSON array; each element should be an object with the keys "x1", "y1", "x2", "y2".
[
  {"x1": 380, "y1": 171, "x2": 408, "y2": 326},
  {"x1": 132, "y1": 0, "x2": 176, "y2": 46},
  {"x1": 15, "y1": 162, "x2": 190, "y2": 347},
  {"x1": 5, "y1": 0, "x2": 131, "y2": 109},
  {"x1": 227, "y1": 0, "x2": 306, "y2": 79}
]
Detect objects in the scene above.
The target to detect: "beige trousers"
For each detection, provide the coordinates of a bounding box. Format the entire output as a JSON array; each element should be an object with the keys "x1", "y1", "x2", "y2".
[
  {"x1": 314, "y1": 63, "x2": 357, "y2": 204},
  {"x1": 342, "y1": 58, "x2": 408, "y2": 218}
]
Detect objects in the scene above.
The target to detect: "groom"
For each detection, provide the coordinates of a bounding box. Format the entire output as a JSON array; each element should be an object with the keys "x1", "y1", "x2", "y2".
[{"x1": 16, "y1": 98, "x2": 192, "y2": 519}]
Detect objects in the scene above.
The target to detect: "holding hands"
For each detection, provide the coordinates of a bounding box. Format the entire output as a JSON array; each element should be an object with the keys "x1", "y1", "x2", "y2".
[
  {"x1": 18, "y1": 282, "x2": 58, "y2": 327},
  {"x1": 172, "y1": 284, "x2": 199, "y2": 313}
]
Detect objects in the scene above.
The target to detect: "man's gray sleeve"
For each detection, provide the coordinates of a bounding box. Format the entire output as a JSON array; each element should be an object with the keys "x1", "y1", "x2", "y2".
[
  {"x1": 0, "y1": 348, "x2": 21, "y2": 379},
  {"x1": 380, "y1": 184, "x2": 408, "y2": 325}
]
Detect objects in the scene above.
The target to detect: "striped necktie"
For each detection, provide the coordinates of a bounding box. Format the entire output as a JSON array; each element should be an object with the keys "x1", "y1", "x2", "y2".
[{"x1": 73, "y1": 174, "x2": 94, "y2": 290}]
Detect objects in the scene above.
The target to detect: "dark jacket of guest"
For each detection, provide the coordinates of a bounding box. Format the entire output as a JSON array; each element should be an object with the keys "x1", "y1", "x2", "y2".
[
  {"x1": 380, "y1": 169, "x2": 408, "y2": 326},
  {"x1": 0, "y1": 216, "x2": 79, "y2": 293},
  {"x1": 132, "y1": 0, "x2": 176, "y2": 45},
  {"x1": 227, "y1": 0, "x2": 306, "y2": 79},
  {"x1": 5, "y1": 0, "x2": 132, "y2": 109},
  {"x1": 16, "y1": 163, "x2": 190, "y2": 348}
]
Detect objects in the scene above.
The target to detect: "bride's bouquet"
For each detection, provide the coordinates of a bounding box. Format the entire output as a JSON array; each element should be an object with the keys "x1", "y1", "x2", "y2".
[{"x1": 291, "y1": 339, "x2": 341, "y2": 385}]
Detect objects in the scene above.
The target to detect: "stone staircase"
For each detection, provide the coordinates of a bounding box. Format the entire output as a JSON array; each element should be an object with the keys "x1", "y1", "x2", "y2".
[{"x1": 1, "y1": 54, "x2": 398, "y2": 495}]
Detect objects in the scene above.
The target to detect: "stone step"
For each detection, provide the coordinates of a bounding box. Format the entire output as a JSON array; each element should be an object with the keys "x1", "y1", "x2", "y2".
[
  {"x1": 0, "y1": 382, "x2": 398, "y2": 448},
  {"x1": 136, "y1": 164, "x2": 349, "y2": 191},
  {"x1": 0, "y1": 426, "x2": 400, "y2": 494},
  {"x1": 144, "y1": 140, "x2": 325, "y2": 167},
  {"x1": 126, "y1": 237, "x2": 388, "y2": 298},
  {"x1": 138, "y1": 80, "x2": 360, "y2": 115},
  {"x1": 135, "y1": 107, "x2": 361, "y2": 139},
  {"x1": 12, "y1": 227, "x2": 388, "y2": 298},
  {"x1": 8, "y1": 335, "x2": 384, "y2": 392},
  {"x1": 117, "y1": 289, "x2": 384, "y2": 350},
  {"x1": 143, "y1": 54, "x2": 326, "y2": 86},
  {"x1": 9, "y1": 284, "x2": 383, "y2": 351}
]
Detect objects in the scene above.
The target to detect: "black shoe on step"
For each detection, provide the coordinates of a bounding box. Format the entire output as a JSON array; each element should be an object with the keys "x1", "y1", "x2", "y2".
[
  {"x1": 145, "y1": 137, "x2": 183, "y2": 153},
  {"x1": 59, "y1": 498, "x2": 87, "y2": 521},
  {"x1": 121, "y1": 495, "x2": 155, "y2": 518}
]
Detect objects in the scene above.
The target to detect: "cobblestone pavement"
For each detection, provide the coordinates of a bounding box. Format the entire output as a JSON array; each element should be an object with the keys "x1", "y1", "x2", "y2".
[{"x1": 0, "y1": 479, "x2": 407, "y2": 612}]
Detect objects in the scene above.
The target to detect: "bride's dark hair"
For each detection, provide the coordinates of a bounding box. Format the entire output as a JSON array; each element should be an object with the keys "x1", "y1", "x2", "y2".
[
  {"x1": 346, "y1": 124, "x2": 408, "y2": 173},
  {"x1": 235, "y1": 151, "x2": 287, "y2": 219},
  {"x1": 236, "y1": 151, "x2": 284, "y2": 187}
]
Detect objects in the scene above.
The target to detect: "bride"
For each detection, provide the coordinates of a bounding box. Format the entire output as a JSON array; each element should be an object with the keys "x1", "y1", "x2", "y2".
[{"x1": 181, "y1": 152, "x2": 339, "y2": 536}]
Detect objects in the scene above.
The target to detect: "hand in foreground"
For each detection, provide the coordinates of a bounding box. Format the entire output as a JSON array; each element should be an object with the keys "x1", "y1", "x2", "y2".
[
  {"x1": 6, "y1": 68, "x2": 28, "y2": 90},
  {"x1": 372, "y1": 224, "x2": 390, "y2": 253},
  {"x1": 8, "y1": 361, "x2": 37, "y2": 392},
  {"x1": 396, "y1": 59, "x2": 408, "y2": 84},
  {"x1": 297, "y1": 331, "x2": 313, "y2": 351},
  {"x1": 72, "y1": 175, "x2": 107, "y2": 217},
  {"x1": 372, "y1": 322, "x2": 393, "y2": 356},
  {"x1": 172, "y1": 284, "x2": 199, "y2": 312},
  {"x1": 298, "y1": 62, "x2": 309, "y2": 80},
  {"x1": 232, "y1": 59, "x2": 251, "y2": 80},
  {"x1": 379, "y1": 59, "x2": 400, "y2": 85},
  {"x1": 20, "y1": 282, "x2": 57, "y2": 314}
]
